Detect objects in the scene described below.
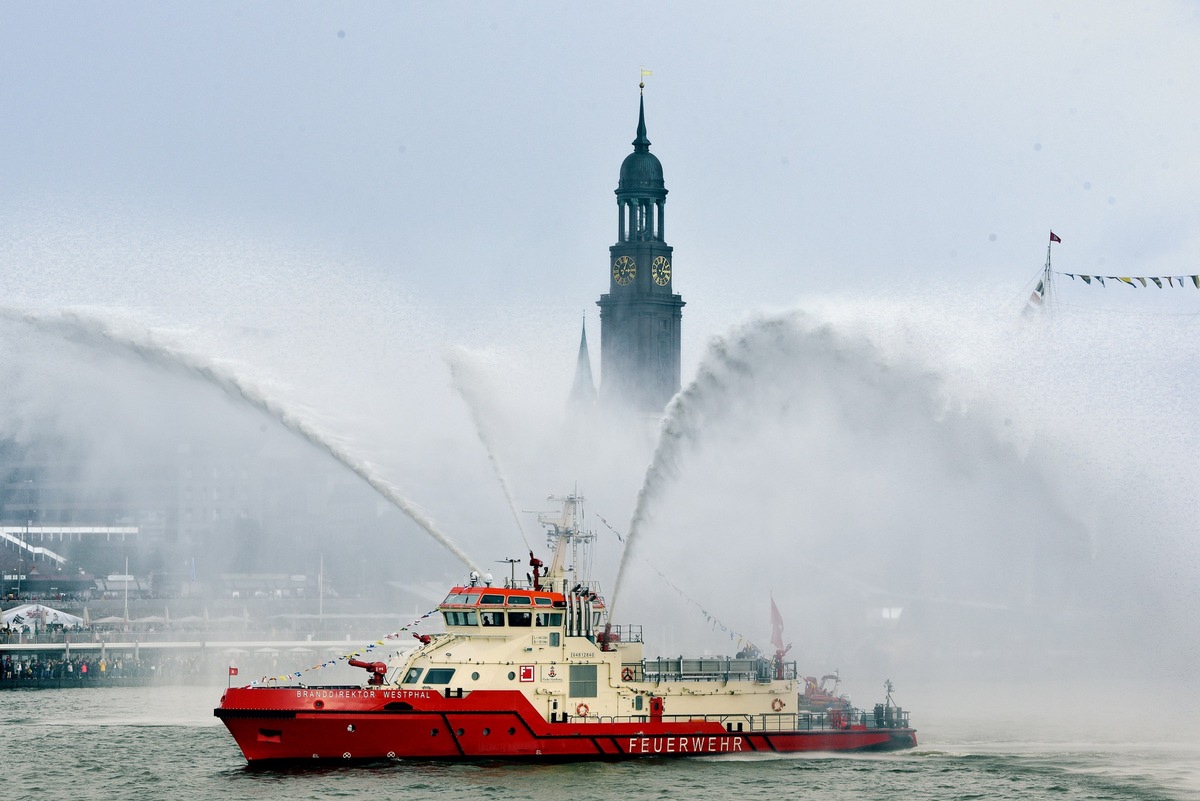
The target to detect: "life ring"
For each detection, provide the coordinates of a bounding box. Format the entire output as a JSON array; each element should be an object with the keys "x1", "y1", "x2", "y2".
[
  {"x1": 621, "y1": 667, "x2": 634, "y2": 682},
  {"x1": 771, "y1": 698, "x2": 785, "y2": 712},
  {"x1": 575, "y1": 703, "x2": 590, "y2": 717}
]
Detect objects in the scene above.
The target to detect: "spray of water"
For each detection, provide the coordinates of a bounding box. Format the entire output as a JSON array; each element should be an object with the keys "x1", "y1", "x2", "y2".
[
  {"x1": 445, "y1": 347, "x2": 532, "y2": 552},
  {"x1": 611, "y1": 318, "x2": 778, "y2": 617},
  {"x1": 2, "y1": 307, "x2": 481, "y2": 573},
  {"x1": 610, "y1": 309, "x2": 1084, "y2": 627}
]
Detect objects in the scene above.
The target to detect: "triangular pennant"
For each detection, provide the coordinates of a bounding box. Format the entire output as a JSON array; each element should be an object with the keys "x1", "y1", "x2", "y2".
[
  {"x1": 1081, "y1": 275, "x2": 1092, "y2": 285},
  {"x1": 1150, "y1": 277, "x2": 1162, "y2": 288},
  {"x1": 1135, "y1": 277, "x2": 1147, "y2": 287},
  {"x1": 1118, "y1": 277, "x2": 1135, "y2": 287}
]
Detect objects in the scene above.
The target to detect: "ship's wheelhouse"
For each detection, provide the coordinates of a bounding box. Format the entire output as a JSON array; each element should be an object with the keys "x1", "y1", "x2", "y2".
[{"x1": 440, "y1": 586, "x2": 566, "y2": 636}]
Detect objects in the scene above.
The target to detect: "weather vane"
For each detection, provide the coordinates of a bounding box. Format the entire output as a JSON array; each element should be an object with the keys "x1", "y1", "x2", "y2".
[{"x1": 639, "y1": 66, "x2": 652, "y2": 92}]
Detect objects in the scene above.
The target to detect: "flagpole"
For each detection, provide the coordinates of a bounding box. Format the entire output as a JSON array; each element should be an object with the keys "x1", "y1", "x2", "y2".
[
  {"x1": 1044, "y1": 231, "x2": 1059, "y2": 313},
  {"x1": 1045, "y1": 241, "x2": 1052, "y2": 309}
]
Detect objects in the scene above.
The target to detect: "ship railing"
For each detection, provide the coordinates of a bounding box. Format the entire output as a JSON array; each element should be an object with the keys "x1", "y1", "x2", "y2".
[
  {"x1": 498, "y1": 578, "x2": 604, "y2": 595},
  {"x1": 604, "y1": 624, "x2": 642, "y2": 644},
  {"x1": 639, "y1": 656, "x2": 791, "y2": 684},
  {"x1": 748, "y1": 709, "x2": 907, "y2": 733},
  {"x1": 570, "y1": 708, "x2": 911, "y2": 732}
]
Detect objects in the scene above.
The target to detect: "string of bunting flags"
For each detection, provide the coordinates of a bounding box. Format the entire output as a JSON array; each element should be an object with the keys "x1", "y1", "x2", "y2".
[
  {"x1": 595, "y1": 514, "x2": 765, "y2": 656},
  {"x1": 1024, "y1": 231, "x2": 1197, "y2": 315},
  {"x1": 249, "y1": 608, "x2": 439, "y2": 686},
  {"x1": 1059, "y1": 271, "x2": 1200, "y2": 288}
]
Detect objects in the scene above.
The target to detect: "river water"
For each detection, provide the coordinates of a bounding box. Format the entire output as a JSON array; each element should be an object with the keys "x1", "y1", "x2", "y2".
[{"x1": 4, "y1": 685, "x2": 1197, "y2": 801}]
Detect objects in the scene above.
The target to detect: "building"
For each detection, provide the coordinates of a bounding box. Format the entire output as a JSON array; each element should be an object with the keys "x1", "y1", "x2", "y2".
[{"x1": 595, "y1": 87, "x2": 685, "y2": 413}]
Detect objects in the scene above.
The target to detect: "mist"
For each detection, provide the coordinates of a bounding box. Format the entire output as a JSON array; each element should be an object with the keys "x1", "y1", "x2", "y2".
[
  {"x1": 2, "y1": 2, "x2": 1198, "y2": 728},
  {"x1": 1, "y1": 217, "x2": 1195, "y2": 703},
  {"x1": 616, "y1": 297, "x2": 1199, "y2": 696}
]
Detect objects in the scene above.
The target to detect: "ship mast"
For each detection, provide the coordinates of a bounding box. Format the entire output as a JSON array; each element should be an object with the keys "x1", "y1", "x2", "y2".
[{"x1": 536, "y1": 492, "x2": 595, "y2": 593}]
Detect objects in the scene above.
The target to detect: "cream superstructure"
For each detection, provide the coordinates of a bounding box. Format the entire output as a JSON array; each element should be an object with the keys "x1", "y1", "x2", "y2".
[{"x1": 388, "y1": 494, "x2": 801, "y2": 728}]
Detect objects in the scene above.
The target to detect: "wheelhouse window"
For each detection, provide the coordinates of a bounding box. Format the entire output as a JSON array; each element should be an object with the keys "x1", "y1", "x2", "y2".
[
  {"x1": 480, "y1": 611, "x2": 504, "y2": 627},
  {"x1": 423, "y1": 668, "x2": 456, "y2": 684},
  {"x1": 403, "y1": 668, "x2": 423, "y2": 684},
  {"x1": 507, "y1": 611, "x2": 532, "y2": 627},
  {"x1": 443, "y1": 610, "x2": 478, "y2": 626},
  {"x1": 507, "y1": 595, "x2": 532, "y2": 605},
  {"x1": 534, "y1": 612, "x2": 563, "y2": 627},
  {"x1": 534, "y1": 597, "x2": 553, "y2": 606},
  {"x1": 480, "y1": 593, "x2": 505, "y2": 605}
]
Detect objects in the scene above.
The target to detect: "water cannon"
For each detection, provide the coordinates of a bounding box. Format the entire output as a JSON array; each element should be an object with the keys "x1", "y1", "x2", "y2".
[
  {"x1": 412, "y1": 633, "x2": 432, "y2": 645},
  {"x1": 347, "y1": 658, "x2": 388, "y2": 686},
  {"x1": 529, "y1": 551, "x2": 545, "y2": 591}
]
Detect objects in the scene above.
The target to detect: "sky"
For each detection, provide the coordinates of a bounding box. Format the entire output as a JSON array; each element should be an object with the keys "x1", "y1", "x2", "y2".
[
  {"x1": 1, "y1": 2, "x2": 1198, "y2": 683},
  {"x1": 3, "y1": 1, "x2": 1199, "y2": 343}
]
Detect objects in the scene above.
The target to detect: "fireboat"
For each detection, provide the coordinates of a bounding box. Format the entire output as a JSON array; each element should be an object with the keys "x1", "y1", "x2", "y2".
[{"x1": 215, "y1": 494, "x2": 916, "y2": 762}]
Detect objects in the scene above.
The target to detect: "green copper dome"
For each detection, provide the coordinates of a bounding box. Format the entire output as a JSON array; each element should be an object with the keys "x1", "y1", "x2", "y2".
[{"x1": 616, "y1": 94, "x2": 666, "y2": 199}]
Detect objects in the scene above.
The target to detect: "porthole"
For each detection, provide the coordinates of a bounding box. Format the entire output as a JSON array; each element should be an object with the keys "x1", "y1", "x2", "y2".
[
  {"x1": 431, "y1": 728, "x2": 439, "y2": 736},
  {"x1": 456, "y1": 728, "x2": 464, "y2": 736},
  {"x1": 482, "y1": 728, "x2": 491, "y2": 736},
  {"x1": 314, "y1": 700, "x2": 324, "y2": 709},
  {"x1": 471, "y1": 672, "x2": 480, "y2": 680},
  {"x1": 346, "y1": 724, "x2": 356, "y2": 733},
  {"x1": 508, "y1": 727, "x2": 516, "y2": 735},
  {"x1": 507, "y1": 671, "x2": 516, "y2": 680}
]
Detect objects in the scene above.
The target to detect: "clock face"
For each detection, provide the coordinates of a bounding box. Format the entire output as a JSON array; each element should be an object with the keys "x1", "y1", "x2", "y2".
[
  {"x1": 652, "y1": 256, "x2": 671, "y2": 286},
  {"x1": 613, "y1": 255, "x2": 636, "y2": 286}
]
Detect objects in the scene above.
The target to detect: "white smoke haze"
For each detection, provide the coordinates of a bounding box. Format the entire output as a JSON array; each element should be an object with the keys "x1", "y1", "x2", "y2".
[
  {"x1": 617, "y1": 293, "x2": 1199, "y2": 693},
  {"x1": 1, "y1": 210, "x2": 1196, "y2": 711},
  {"x1": 1, "y1": 308, "x2": 479, "y2": 573}
]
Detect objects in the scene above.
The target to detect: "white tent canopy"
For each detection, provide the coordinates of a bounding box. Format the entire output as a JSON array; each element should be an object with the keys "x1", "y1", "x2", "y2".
[{"x1": 2, "y1": 603, "x2": 84, "y2": 630}]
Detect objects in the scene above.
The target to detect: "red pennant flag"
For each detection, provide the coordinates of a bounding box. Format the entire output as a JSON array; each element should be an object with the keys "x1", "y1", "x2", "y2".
[
  {"x1": 1049, "y1": 231, "x2": 1062, "y2": 243},
  {"x1": 228, "y1": 666, "x2": 239, "y2": 676}
]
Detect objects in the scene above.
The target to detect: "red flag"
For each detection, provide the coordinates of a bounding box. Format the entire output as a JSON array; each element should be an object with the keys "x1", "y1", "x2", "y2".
[
  {"x1": 770, "y1": 596, "x2": 785, "y2": 651},
  {"x1": 228, "y1": 666, "x2": 239, "y2": 676},
  {"x1": 1049, "y1": 231, "x2": 1061, "y2": 243}
]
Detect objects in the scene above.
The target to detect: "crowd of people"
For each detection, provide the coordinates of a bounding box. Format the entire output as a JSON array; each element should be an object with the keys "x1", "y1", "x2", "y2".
[
  {"x1": 0, "y1": 622, "x2": 87, "y2": 643},
  {"x1": 0, "y1": 652, "x2": 210, "y2": 685}
]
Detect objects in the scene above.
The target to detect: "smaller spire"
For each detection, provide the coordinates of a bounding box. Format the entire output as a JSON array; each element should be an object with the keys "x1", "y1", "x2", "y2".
[{"x1": 569, "y1": 316, "x2": 597, "y2": 407}]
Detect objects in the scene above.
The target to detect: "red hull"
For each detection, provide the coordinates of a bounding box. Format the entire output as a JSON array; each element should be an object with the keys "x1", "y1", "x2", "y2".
[{"x1": 215, "y1": 686, "x2": 916, "y2": 763}]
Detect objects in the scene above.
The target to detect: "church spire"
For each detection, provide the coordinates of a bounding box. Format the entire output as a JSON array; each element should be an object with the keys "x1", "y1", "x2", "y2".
[
  {"x1": 597, "y1": 83, "x2": 683, "y2": 413},
  {"x1": 569, "y1": 316, "x2": 597, "y2": 406},
  {"x1": 633, "y1": 92, "x2": 650, "y2": 151}
]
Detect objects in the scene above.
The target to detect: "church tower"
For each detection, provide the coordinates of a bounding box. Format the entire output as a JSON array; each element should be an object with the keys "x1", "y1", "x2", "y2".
[{"x1": 596, "y1": 86, "x2": 685, "y2": 412}]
